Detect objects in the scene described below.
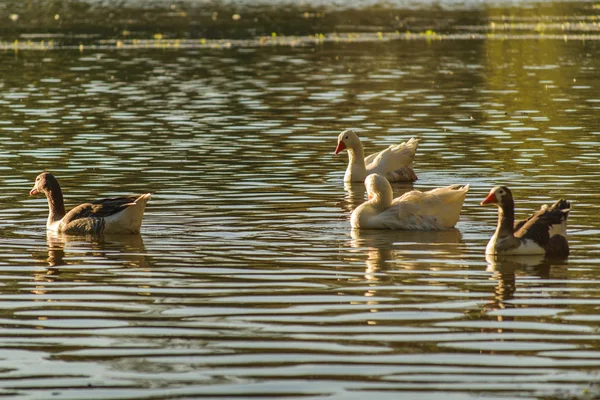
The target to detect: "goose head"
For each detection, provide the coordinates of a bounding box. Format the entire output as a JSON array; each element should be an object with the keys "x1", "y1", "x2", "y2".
[
  {"x1": 480, "y1": 186, "x2": 513, "y2": 208},
  {"x1": 334, "y1": 129, "x2": 361, "y2": 155},
  {"x1": 365, "y1": 173, "x2": 393, "y2": 207},
  {"x1": 30, "y1": 172, "x2": 60, "y2": 196}
]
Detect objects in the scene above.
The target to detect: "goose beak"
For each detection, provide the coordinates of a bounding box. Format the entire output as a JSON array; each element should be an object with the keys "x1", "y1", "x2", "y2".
[
  {"x1": 334, "y1": 141, "x2": 346, "y2": 155},
  {"x1": 29, "y1": 188, "x2": 39, "y2": 196},
  {"x1": 480, "y1": 192, "x2": 497, "y2": 205}
]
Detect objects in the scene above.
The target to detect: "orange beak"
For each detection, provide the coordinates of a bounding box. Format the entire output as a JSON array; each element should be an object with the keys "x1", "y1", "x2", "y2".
[
  {"x1": 29, "y1": 188, "x2": 38, "y2": 196},
  {"x1": 334, "y1": 141, "x2": 346, "y2": 155},
  {"x1": 480, "y1": 192, "x2": 497, "y2": 205}
]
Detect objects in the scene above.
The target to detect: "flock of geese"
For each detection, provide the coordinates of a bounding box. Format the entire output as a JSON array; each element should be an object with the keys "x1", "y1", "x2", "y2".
[{"x1": 28, "y1": 129, "x2": 571, "y2": 258}]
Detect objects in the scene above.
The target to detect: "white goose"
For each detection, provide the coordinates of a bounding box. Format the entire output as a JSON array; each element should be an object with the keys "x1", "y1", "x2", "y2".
[
  {"x1": 351, "y1": 173, "x2": 469, "y2": 230},
  {"x1": 334, "y1": 129, "x2": 419, "y2": 182},
  {"x1": 481, "y1": 186, "x2": 570, "y2": 257},
  {"x1": 30, "y1": 172, "x2": 151, "y2": 235}
]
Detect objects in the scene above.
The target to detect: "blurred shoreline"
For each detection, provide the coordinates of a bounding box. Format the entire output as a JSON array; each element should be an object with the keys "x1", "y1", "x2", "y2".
[{"x1": 0, "y1": 0, "x2": 595, "y2": 45}]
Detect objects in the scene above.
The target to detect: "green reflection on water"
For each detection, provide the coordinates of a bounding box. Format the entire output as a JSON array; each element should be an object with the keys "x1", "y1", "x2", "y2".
[{"x1": 0, "y1": 0, "x2": 596, "y2": 45}]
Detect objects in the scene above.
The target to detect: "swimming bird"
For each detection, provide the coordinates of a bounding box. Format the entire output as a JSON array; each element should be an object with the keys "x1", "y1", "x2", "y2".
[
  {"x1": 480, "y1": 186, "x2": 570, "y2": 257},
  {"x1": 29, "y1": 172, "x2": 151, "y2": 235},
  {"x1": 334, "y1": 129, "x2": 419, "y2": 182},
  {"x1": 351, "y1": 173, "x2": 469, "y2": 230}
]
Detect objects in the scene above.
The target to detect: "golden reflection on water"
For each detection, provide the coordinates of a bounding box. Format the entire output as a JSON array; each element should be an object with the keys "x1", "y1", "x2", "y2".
[
  {"x1": 44, "y1": 232, "x2": 147, "y2": 267},
  {"x1": 484, "y1": 254, "x2": 569, "y2": 327},
  {"x1": 30, "y1": 233, "x2": 148, "y2": 296},
  {"x1": 486, "y1": 254, "x2": 546, "y2": 312},
  {"x1": 0, "y1": 7, "x2": 600, "y2": 397},
  {"x1": 351, "y1": 228, "x2": 465, "y2": 280}
]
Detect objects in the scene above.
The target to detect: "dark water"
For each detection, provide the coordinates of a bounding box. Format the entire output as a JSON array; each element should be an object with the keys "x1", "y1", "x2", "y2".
[{"x1": 0, "y1": 1, "x2": 600, "y2": 399}]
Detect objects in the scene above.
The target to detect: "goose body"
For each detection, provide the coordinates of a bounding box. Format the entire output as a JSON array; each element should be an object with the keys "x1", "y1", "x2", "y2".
[
  {"x1": 351, "y1": 174, "x2": 469, "y2": 230},
  {"x1": 30, "y1": 172, "x2": 151, "y2": 235},
  {"x1": 481, "y1": 186, "x2": 570, "y2": 257},
  {"x1": 335, "y1": 129, "x2": 419, "y2": 182}
]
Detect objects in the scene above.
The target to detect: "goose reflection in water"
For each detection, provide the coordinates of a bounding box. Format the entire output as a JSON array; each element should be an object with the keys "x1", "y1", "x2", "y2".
[
  {"x1": 350, "y1": 228, "x2": 464, "y2": 282},
  {"x1": 31, "y1": 233, "x2": 149, "y2": 295},
  {"x1": 340, "y1": 180, "x2": 414, "y2": 214},
  {"x1": 484, "y1": 254, "x2": 568, "y2": 320},
  {"x1": 34, "y1": 232, "x2": 148, "y2": 271}
]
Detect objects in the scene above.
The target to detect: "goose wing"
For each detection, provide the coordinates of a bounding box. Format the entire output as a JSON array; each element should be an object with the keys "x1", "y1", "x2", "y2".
[
  {"x1": 514, "y1": 199, "x2": 570, "y2": 256},
  {"x1": 365, "y1": 138, "x2": 419, "y2": 173},
  {"x1": 61, "y1": 196, "x2": 139, "y2": 225},
  {"x1": 379, "y1": 184, "x2": 469, "y2": 230}
]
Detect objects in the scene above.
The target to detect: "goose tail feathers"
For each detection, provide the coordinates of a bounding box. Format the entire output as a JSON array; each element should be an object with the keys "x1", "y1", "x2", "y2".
[{"x1": 104, "y1": 193, "x2": 152, "y2": 234}]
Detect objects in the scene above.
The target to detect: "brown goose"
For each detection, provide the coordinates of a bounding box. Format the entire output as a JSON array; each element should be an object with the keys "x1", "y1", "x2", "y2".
[
  {"x1": 480, "y1": 186, "x2": 570, "y2": 257},
  {"x1": 29, "y1": 172, "x2": 151, "y2": 235}
]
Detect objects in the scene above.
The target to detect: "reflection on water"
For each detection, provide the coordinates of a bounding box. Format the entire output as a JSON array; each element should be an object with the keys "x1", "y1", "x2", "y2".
[
  {"x1": 351, "y1": 229, "x2": 463, "y2": 281},
  {"x1": 0, "y1": 3, "x2": 600, "y2": 399},
  {"x1": 29, "y1": 233, "x2": 148, "y2": 296},
  {"x1": 3, "y1": 0, "x2": 600, "y2": 48},
  {"x1": 342, "y1": 181, "x2": 367, "y2": 213},
  {"x1": 485, "y1": 255, "x2": 552, "y2": 311},
  {"x1": 482, "y1": 255, "x2": 571, "y2": 347},
  {"x1": 41, "y1": 232, "x2": 147, "y2": 268}
]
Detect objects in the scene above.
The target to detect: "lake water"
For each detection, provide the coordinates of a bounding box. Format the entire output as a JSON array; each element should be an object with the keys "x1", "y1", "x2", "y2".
[{"x1": 0, "y1": 1, "x2": 600, "y2": 399}]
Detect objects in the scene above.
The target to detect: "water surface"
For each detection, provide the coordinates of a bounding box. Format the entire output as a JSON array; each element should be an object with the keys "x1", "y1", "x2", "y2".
[{"x1": 0, "y1": 2, "x2": 600, "y2": 400}]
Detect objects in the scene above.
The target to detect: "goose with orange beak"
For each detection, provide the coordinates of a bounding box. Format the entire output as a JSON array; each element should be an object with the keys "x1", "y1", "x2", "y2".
[
  {"x1": 334, "y1": 129, "x2": 419, "y2": 183},
  {"x1": 481, "y1": 186, "x2": 570, "y2": 257},
  {"x1": 29, "y1": 172, "x2": 152, "y2": 235}
]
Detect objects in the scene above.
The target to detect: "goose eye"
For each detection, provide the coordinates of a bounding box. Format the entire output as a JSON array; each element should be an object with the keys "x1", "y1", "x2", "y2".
[{"x1": 345, "y1": 136, "x2": 348, "y2": 140}]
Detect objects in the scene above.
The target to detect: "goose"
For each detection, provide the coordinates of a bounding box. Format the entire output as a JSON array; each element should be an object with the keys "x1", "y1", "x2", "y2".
[
  {"x1": 480, "y1": 186, "x2": 570, "y2": 257},
  {"x1": 334, "y1": 129, "x2": 419, "y2": 182},
  {"x1": 29, "y1": 172, "x2": 151, "y2": 235},
  {"x1": 351, "y1": 173, "x2": 469, "y2": 230}
]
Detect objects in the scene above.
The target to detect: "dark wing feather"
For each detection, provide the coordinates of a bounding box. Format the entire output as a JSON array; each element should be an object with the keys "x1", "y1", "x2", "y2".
[
  {"x1": 514, "y1": 199, "x2": 570, "y2": 248},
  {"x1": 62, "y1": 196, "x2": 138, "y2": 225}
]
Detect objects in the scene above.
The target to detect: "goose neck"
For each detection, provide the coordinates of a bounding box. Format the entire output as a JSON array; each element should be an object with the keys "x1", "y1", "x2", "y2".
[
  {"x1": 347, "y1": 144, "x2": 366, "y2": 167},
  {"x1": 496, "y1": 200, "x2": 515, "y2": 238},
  {"x1": 46, "y1": 187, "x2": 66, "y2": 223},
  {"x1": 371, "y1": 190, "x2": 392, "y2": 209}
]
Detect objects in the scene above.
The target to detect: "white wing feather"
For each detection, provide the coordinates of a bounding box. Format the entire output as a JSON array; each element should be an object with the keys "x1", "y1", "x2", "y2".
[
  {"x1": 351, "y1": 182, "x2": 469, "y2": 230},
  {"x1": 381, "y1": 184, "x2": 470, "y2": 229},
  {"x1": 365, "y1": 137, "x2": 420, "y2": 174}
]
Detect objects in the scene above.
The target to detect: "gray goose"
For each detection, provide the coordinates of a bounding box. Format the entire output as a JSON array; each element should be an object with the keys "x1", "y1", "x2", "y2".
[
  {"x1": 29, "y1": 172, "x2": 151, "y2": 235},
  {"x1": 480, "y1": 186, "x2": 570, "y2": 257}
]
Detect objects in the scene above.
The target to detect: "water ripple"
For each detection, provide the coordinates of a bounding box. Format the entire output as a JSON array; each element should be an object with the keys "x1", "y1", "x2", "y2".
[{"x1": 0, "y1": 29, "x2": 598, "y2": 400}]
